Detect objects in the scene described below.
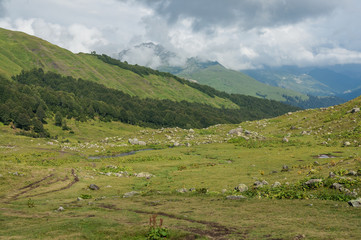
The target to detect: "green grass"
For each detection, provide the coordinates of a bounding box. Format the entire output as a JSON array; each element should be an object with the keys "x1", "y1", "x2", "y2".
[
  {"x1": 0, "y1": 28, "x2": 237, "y2": 109},
  {"x1": 178, "y1": 64, "x2": 308, "y2": 102}
]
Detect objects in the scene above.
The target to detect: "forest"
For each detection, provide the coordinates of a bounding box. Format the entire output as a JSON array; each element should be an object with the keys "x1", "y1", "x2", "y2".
[{"x1": 0, "y1": 68, "x2": 298, "y2": 137}]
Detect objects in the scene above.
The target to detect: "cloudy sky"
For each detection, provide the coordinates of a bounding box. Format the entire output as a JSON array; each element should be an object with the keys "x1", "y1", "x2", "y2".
[{"x1": 1, "y1": 0, "x2": 361, "y2": 70}]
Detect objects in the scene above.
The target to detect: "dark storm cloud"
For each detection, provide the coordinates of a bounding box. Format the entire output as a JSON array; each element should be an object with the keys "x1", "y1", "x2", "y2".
[{"x1": 142, "y1": 0, "x2": 339, "y2": 31}]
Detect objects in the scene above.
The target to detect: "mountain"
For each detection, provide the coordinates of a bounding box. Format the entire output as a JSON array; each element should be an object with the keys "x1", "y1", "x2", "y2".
[
  {"x1": 0, "y1": 28, "x2": 240, "y2": 109},
  {"x1": 244, "y1": 65, "x2": 361, "y2": 97},
  {"x1": 117, "y1": 43, "x2": 347, "y2": 108}
]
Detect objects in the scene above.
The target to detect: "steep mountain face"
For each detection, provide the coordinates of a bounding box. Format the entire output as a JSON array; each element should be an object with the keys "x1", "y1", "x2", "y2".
[{"x1": 0, "y1": 28, "x2": 238, "y2": 109}]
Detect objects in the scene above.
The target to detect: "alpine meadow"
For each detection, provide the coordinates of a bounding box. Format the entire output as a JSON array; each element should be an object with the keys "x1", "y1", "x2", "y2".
[{"x1": 1, "y1": 2, "x2": 361, "y2": 239}]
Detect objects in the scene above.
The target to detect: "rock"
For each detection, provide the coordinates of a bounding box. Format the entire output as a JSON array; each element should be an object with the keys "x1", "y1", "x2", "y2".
[
  {"x1": 283, "y1": 137, "x2": 289, "y2": 143},
  {"x1": 0, "y1": 174, "x2": 3, "y2": 178},
  {"x1": 189, "y1": 188, "x2": 196, "y2": 192},
  {"x1": 348, "y1": 108, "x2": 360, "y2": 113},
  {"x1": 244, "y1": 130, "x2": 251, "y2": 135},
  {"x1": 228, "y1": 127, "x2": 243, "y2": 135},
  {"x1": 347, "y1": 170, "x2": 358, "y2": 176},
  {"x1": 77, "y1": 197, "x2": 83, "y2": 201},
  {"x1": 189, "y1": 129, "x2": 195, "y2": 133},
  {"x1": 254, "y1": 180, "x2": 268, "y2": 188},
  {"x1": 235, "y1": 184, "x2": 248, "y2": 192},
  {"x1": 185, "y1": 142, "x2": 192, "y2": 147},
  {"x1": 128, "y1": 138, "x2": 139, "y2": 145},
  {"x1": 293, "y1": 234, "x2": 306, "y2": 240},
  {"x1": 89, "y1": 184, "x2": 100, "y2": 190},
  {"x1": 123, "y1": 191, "x2": 139, "y2": 198},
  {"x1": 332, "y1": 183, "x2": 343, "y2": 190},
  {"x1": 135, "y1": 172, "x2": 153, "y2": 178},
  {"x1": 221, "y1": 189, "x2": 227, "y2": 193},
  {"x1": 313, "y1": 161, "x2": 320, "y2": 166},
  {"x1": 281, "y1": 165, "x2": 289, "y2": 172},
  {"x1": 329, "y1": 172, "x2": 336, "y2": 178},
  {"x1": 348, "y1": 198, "x2": 361, "y2": 207},
  {"x1": 173, "y1": 142, "x2": 180, "y2": 147},
  {"x1": 344, "y1": 141, "x2": 351, "y2": 146},
  {"x1": 226, "y1": 195, "x2": 246, "y2": 200},
  {"x1": 271, "y1": 182, "x2": 281, "y2": 188},
  {"x1": 138, "y1": 141, "x2": 146, "y2": 146},
  {"x1": 176, "y1": 188, "x2": 188, "y2": 193},
  {"x1": 105, "y1": 172, "x2": 112, "y2": 176},
  {"x1": 57, "y1": 206, "x2": 65, "y2": 211},
  {"x1": 304, "y1": 179, "x2": 322, "y2": 186}
]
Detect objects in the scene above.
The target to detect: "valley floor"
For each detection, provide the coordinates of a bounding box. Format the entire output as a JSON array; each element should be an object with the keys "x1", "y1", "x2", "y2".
[{"x1": 1, "y1": 108, "x2": 361, "y2": 239}]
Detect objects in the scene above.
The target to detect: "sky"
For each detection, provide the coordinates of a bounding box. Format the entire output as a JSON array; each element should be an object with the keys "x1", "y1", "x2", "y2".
[{"x1": 1, "y1": 0, "x2": 361, "y2": 70}]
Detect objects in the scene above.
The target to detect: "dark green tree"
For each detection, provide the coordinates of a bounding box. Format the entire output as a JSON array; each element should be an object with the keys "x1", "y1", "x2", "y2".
[{"x1": 54, "y1": 111, "x2": 63, "y2": 126}]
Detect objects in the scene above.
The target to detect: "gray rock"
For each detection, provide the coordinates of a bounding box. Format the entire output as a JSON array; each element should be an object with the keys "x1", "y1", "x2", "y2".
[
  {"x1": 283, "y1": 137, "x2": 289, "y2": 143},
  {"x1": 57, "y1": 206, "x2": 65, "y2": 211},
  {"x1": 185, "y1": 142, "x2": 192, "y2": 147},
  {"x1": 235, "y1": 184, "x2": 248, "y2": 192},
  {"x1": 348, "y1": 198, "x2": 361, "y2": 207},
  {"x1": 77, "y1": 197, "x2": 83, "y2": 201},
  {"x1": 332, "y1": 183, "x2": 343, "y2": 190},
  {"x1": 135, "y1": 172, "x2": 153, "y2": 178},
  {"x1": 271, "y1": 182, "x2": 281, "y2": 188},
  {"x1": 173, "y1": 142, "x2": 180, "y2": 147},
  {"x1": 344, "y1": 141, "x2": 351, "y2": 146},
  {"x1": 226, "y1": 195, "x2": 246, "y2": 200},
  {"x1": 128, "y1": 138, "x2": 139, "y2": 145},
  {"x1": 313, "y1": 161, "x2": 320, "y2": 166},
  {"x1": 123, "y1": 191, "x2": 139, "y2": 198},
  {"x1": 329, "y1": 172, "x2": 336, "y2": 178},
  {"x1": 228, "y1": 127, "x2": 243, "y2": 135},
  {"x1": 281, "y1": 165, "x2": 289, "y2": 172},
  {"x1": 347, "y1": 170, "x2": 358, "y2": 176},
  {"x1": 0, "y1": 174, "x2": 3, "y2": 178},
  {"x1": 348, "y1": 108, "x2": 360, "y2": 113},
  {"x1": 89, "y1": 184, "x2": 100, "y2": 190},
  {"x1": 304, "y1": 179, "x2": 322, "y2": 186},
  {"x1": 138, "y1": 141, "x2": 147, "y2": 146},
  {"x1": 254, "y1": 180, "x2": 268, "y2": 188},
  {"x1": 176, "y1": 188, "x2": 188, "y2": 193}
]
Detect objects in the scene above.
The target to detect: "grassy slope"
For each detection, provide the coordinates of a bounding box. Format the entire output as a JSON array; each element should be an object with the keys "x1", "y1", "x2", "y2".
[
  {"x1": 0, "y1": 28, "x2": 237, "y2": 109},
  {"x1": 1, "y1": 98, "x2": 361, "y2": 239},
  {"x1": 179, "y1": 64, "x2": 309, "y2": 102}
]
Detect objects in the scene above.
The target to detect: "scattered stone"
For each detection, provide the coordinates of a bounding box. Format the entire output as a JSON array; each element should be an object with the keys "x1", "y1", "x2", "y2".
[
  {"x1": 281, "y1": 165, "x2": 289, "y2": 172},
  {"x1": 254, "y1": 180, "x2": 268, "y2": 188},
  {"x1": 348, "y1": 108, "x2": 360, "y2": 113},
  {"x1": 344, "y1": 141, "x2": 351, "y2": 146},
  {"x1": 282, "y1": 137, "x2": 289, "y2": 143},
  {"x1": 226, "y1": 195, "x2": 246, "y2": 200},
  {"x1": 89, "y1": 184, "x2": 100, "y2": 190},
  {"x1": 135, "y1": 172, "x2": 153, "y2": 178},
  {"x1": 348, "y1": 198, "x2": 361, "y2": 207},
  {"x1": 271, "y1": 170, "x2": 278, "y2": 174},
  {"x1": 329, "y1": 172, "x2": 336, "y2": 178},
  {"x1": 189, "y1": 129, "x2": 195, "y2": 133},
  {"x1": 185, "y1": 142, "x2": 192, "y2": 147},
  {"x1": 313, "y1": 161, "x2": 320, "y2": 166},
  {"x1": 176, "y1": 188, "x2": 188, "y2": 193},
  {"x1": 128, "y1": 138, "x2": 139, "y2": 145},
  {"x1": 0, "y1": 174, "x2": 3, "y2": 178},
  {"x1": 221, "y1": 189, "x2": 227, "y2": 194},
  {"x1": 138, "y1": 141, "x2": 146, "y2": 146},
  {"x1": 304, "y1": 179, "x2": 322, "y2": 186},
  {"x1": 189, "y1": 188, "x2": 196, "y2": 192},
  {"x1": 271, "y1": 182, "x2": 281, "y2": 188},
  {"x1": 57, "y1": 206, "x2": 65, "y2": 211},
  {"x1": 123, "y1": 191, "x2": 139, "y2": 198},
  {"x1": 235, "y1": 184, "x2": 248, "y2": 192},
  {"x1": 244, "y1": 130, "x2": 251, "y2": 135},
  {"x1": 332, "y1": 183, "x2": 343, "y2": 190},
  {"x1": 347, "y1": 170, "x2": 358, "y2": 176},
  {"x1": 228, "y1": 127, "x2": 243, "y2": 135},
  {"x1": 293, "y1": 234, "x2": 306, "y2": 240},
  {"x1": 173, "y1": 142, "x2": 180, "y2": 147},
  {"x1": 77, "y1": 197, "x2": 83, "y2": 201},
  {"x1": 105, "y1": 172, "x2": 112, "y2": 176}
]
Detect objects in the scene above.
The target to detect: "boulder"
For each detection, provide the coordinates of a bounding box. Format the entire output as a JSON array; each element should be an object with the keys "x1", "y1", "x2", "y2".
[
  {"x1": 173, "y1": 142, "x2": 180, "y2": 147},
  {"x1": 123, "y1": 191, "x2": 139, "y2": 198},
  {"x1": 344, "y1": 141, "x2": 351, "y2": 146},
  {"x1": 347, "y1": 170, "x2": 357, "y2": 176},
  {"x1": 332, "y1": 183, "x2": 343, "y2": 190},
  {"x1": 228, "y1": 127, "x2": 243, "y2": 135},
  {"x1": 89, "y1": 184, "x2": 100, "y2": 190},
  {"x1": 281, "y1": 165, "x2": 289, "y2": 172},
  {"x1": 57, "y1": 206, "x2": 65, "y2": 211},
  {"x1": 348, "y1": 108, "x2": 360, "y2": 113},
  {"x1": 304, "y1": 179, "x2": 322, "y2": 186},
  {"x1": 135, "y1": 172, "x2": 153, "y2": 178},
  {"x1": 271, "y1": 182, "x2": 281, "y2": 188},
  {"x1": 235, "y1": 184, "x2": 248, "y2": 192},
  {"x1": 254, "y1": 180, "x2": 268, "y2": 188},
  {"x1": 348, "y1": 198, "x2": 361, "y2": 207},
  {"x1": 138, "y1": 141, "x2": 146, "y2": 146},
  {"x1": 128, "y1": 138, "x2": 139, "y2": 145}
]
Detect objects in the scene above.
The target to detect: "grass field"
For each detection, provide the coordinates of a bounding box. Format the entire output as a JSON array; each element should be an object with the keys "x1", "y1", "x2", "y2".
[{"x1": 1, "y1": 97, "x2": 361, "y2": 239}]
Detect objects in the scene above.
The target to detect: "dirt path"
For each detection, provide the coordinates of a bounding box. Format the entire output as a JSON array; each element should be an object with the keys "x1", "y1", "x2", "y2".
[
  {"x1": 4, "y1": 169, "x2": 79, "y2": 203},
  {"x1": 98, "y1": 203, "x2": 248, "y2": 240}
]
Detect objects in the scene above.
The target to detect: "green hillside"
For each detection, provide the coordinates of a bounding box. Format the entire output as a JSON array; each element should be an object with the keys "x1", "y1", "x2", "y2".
[
  {"x1": 178, "y1": 62, "x2": 308, "y2": 102},
  {"x1": 0, "y1": 28, "x2": 237, "y2": 109}
]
